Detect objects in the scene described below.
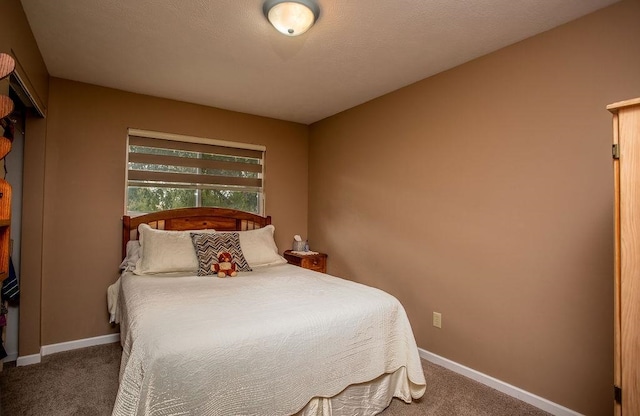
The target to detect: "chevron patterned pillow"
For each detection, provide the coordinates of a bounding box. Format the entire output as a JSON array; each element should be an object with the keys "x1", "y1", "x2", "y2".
[{"x1": 190, "y1": 232, "x2": 252, "y2": 276}]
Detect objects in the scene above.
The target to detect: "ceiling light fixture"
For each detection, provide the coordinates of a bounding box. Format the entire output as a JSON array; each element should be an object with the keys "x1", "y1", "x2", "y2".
[{"x1": 263, "y1": 0, "x2": 320, "y2": 37}]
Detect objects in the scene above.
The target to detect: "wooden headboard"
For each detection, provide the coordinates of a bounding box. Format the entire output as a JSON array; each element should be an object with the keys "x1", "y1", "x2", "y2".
[{"x1": 122, "y1": 207, "x2": 272, "y2": 258}]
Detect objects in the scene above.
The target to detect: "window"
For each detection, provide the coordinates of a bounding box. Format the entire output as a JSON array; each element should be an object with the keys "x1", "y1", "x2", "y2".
[{"x1": 126, "y1": 129, "x2": 265, "y2": 216}]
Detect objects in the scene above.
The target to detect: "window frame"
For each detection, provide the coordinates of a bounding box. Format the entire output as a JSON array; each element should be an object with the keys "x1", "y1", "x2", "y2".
[{"x1": 125, "y1": 128, "x2": 266, "y2": 216}]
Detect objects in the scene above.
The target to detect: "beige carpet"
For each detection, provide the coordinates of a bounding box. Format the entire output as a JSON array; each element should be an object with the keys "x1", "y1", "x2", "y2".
[{"x1": 0, "y1": 342, "x2": 551, "y2": 415}]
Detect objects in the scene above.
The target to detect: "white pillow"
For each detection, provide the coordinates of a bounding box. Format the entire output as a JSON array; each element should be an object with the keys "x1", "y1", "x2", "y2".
[
  {"x1": 236, "y1": 225, "x2": 287, "y2": 267},
  {"x1": 134, "y1": 224, "x2": 215, "y2": 275},
  {"x1": 119, "y1": 240, "x2": 141, "y2": 271}
]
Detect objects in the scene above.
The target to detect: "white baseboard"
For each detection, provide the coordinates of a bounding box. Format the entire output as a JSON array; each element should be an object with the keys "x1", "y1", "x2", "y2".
[
  {"x1": 16, "y1": 333, "x2": 120, "y2": 367},
  {"x1": 41, "y1": 333, "x2": 120, "y2": 356},
  {"x1": 16, "y1": 353, "x2": 41, "y2": 366},
  {"x1": 419, "y1": 348, "x2": 583, "y2": 416}
]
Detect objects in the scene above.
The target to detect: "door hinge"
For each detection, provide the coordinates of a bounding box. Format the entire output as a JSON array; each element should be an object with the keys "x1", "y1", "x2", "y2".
[
  {"x1": 613, "y1": 144, "x2": 620, "y2": 159},
  {"x1": 614, "y1": 385, "x2": 622, "y2": 404}
]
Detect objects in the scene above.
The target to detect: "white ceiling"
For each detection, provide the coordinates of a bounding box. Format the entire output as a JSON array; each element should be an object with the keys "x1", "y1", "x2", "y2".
[{"x1": 20, "y1": 0, "x2": 619, "y2": 125}]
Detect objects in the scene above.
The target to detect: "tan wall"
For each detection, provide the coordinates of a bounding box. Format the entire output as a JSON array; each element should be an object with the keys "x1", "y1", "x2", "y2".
[
  {"x1": 308, "y1": 1, "x2": 640, "y2": 414},
  {"x1": 0, "y1": 0, "x2": 49, "y2": 111},
  {"x1": 0, "y1": 0, "x2": 50, "y2": 356},
  {"x1": 38, "y1": 78, "x2": 308, "y2": 345}
]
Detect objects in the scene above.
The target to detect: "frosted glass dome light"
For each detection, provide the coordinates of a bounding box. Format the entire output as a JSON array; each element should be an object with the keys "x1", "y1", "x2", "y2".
[{"x1": 263, "y1": 0, "x2": 320, "y2": 37}]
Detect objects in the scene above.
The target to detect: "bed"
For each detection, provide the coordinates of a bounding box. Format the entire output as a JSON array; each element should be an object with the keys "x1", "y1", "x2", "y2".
[{"x1": 109, "y1": 207, "x2": 426, "y2": 416}]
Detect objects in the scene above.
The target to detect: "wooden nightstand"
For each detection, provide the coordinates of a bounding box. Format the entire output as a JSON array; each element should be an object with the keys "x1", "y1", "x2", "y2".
[{"x1": 283, "y1": 250, "x2": 327, "y2": 273}]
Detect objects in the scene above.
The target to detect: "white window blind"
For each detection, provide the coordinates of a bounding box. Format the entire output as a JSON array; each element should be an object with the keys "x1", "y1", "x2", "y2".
[{"x1": 126, "y1": 130, "x2": 265, "y2": 215}]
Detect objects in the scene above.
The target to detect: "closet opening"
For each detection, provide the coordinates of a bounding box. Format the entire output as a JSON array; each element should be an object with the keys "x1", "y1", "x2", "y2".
[{"x1": 1, "y1": 70, "x2": 43, "y2": 363}]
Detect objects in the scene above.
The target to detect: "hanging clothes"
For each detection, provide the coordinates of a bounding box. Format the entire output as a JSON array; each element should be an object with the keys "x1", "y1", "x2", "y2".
[
  {"x1": 1, "y1": 256, "x2": 18, "y2": 303},
  {"x1": 0, "y1": 301, "x2": 6, "y2": 359},
  {"x1": 0, "y1": 257, "x2": 16, "y2": 360}
]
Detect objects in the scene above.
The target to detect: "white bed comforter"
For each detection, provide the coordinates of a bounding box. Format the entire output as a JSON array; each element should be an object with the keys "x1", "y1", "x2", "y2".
[{"x1": 112, "y1": 264, "x2": 426, "y2": 415}]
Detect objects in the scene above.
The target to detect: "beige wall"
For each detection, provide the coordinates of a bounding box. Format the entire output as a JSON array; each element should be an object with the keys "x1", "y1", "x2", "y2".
[
  {"x1": 38, "y1": 78, "x2": 308, "y2": 345},
  {"x1": 308, "y1": 1, "x2": 640, "y2": 414},
  {"x1": 0, "y1": 0, "x2": 50, "y2": 357},
  {"x1": 0, "y1": 0, "x2": 49, "y2": 110}
]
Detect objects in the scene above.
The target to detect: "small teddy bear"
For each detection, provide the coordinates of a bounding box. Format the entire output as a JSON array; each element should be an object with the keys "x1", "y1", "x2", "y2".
[{"x1": 212, "y1": 251, "x2": 238, "y2": 278}]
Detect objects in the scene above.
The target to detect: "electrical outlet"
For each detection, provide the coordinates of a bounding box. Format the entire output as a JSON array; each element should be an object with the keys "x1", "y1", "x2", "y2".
[{"x1": 433, "y1": 312, "x2": 442, "y2": 329}]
